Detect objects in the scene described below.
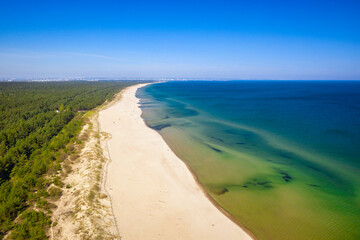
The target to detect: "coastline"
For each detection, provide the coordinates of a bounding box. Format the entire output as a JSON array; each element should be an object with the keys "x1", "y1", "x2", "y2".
[{"x1": 98, "y1": 83, "x2": 253, "y2": 240}]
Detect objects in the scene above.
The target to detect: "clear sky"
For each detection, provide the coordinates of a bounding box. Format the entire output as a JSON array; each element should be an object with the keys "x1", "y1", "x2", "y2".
[{"x1": 0, "y1": 0, "x2": 359, "y2": 79}]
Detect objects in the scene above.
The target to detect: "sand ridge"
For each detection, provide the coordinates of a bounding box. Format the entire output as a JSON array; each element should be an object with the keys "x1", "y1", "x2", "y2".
[
  {"x1": 50, "y1": 109, "x2": 118, "y2": 239},
  {"x1": 99, "y1": 83, "x2": 253, "y2": 240}
]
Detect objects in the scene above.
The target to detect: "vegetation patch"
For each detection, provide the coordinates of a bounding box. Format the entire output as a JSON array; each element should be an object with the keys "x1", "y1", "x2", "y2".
[{"x1": 9, "y1": 210, "x2": 51, "y2": 240}]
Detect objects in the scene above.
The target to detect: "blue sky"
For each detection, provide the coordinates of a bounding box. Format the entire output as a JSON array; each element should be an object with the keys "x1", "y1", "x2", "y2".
[{"x1": 0, "y1": 0, "x2": 359, "y2": 79}]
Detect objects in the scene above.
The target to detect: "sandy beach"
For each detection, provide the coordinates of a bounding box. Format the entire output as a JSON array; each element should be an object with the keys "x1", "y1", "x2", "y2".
[{"x1": 98, "y1": 84, "x2": 253, "y2": 240}]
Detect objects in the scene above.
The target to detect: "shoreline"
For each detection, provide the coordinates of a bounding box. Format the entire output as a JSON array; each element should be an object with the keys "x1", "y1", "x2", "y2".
[
  {"x1": 161, "y1": 134, "x2": 257, "y2": 240},
  {"x1": 99, "y1": 83, "x2": 253, "y2": 240}
]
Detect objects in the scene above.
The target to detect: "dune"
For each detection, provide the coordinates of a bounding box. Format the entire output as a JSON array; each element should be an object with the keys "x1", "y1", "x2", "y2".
[{"x1": 98, "y1": 83, "x2": 253, "y2": 240}]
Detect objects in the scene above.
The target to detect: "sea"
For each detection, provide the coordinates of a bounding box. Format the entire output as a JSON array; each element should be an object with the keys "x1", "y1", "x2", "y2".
[{"x1": 136, "y1": 80, "x2": 360, "y2": 240}]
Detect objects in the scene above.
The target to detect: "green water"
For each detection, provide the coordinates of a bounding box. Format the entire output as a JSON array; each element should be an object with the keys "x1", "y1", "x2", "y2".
[{"x1": 137, "y1": 81, "x2": 360, "y2": 240}]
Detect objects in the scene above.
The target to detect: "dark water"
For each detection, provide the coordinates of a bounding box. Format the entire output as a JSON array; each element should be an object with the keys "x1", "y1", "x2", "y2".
[{"x1": 137, "y1": 81, "x2": 360, "y2": 240}]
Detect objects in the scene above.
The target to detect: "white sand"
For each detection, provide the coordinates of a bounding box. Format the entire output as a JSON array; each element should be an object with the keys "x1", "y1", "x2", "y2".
[{"x1": 99, "y1": 84, "x2": 253, "y2": 240}]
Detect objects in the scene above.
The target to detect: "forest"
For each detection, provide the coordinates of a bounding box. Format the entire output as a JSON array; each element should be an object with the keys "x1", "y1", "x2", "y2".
[{"x1": 0, "y1": 81, "x2": 141, "y2": 239}]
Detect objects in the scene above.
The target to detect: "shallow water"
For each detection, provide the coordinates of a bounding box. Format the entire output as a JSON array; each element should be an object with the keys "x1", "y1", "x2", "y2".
[{"x1": 137, "y1": 81, "x2": 360, "y2": 240}]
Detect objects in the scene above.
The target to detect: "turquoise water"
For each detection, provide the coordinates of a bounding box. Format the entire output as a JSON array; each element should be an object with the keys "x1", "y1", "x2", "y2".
[{"x1": 137, "y1": 81, "x2": 360, "y2": 240}]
